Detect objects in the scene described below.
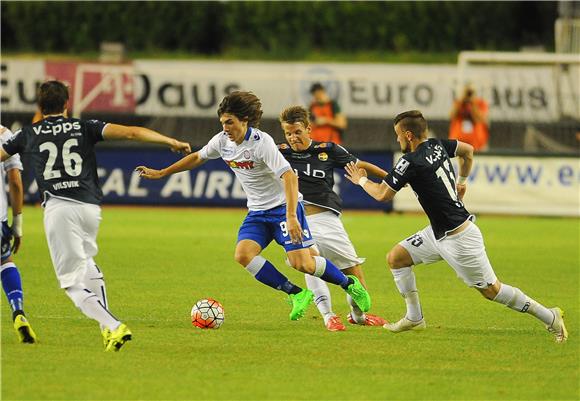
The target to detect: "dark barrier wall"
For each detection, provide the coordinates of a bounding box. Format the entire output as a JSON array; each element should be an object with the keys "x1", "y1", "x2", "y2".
[{"x1": 21, "y1": 148, "x2": 394, "y2": 211}]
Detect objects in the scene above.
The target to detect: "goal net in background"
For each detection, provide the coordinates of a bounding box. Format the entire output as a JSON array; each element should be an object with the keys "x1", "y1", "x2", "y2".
[{"x1": 456, "y1": 51, "x2": 579, "y2": 153}]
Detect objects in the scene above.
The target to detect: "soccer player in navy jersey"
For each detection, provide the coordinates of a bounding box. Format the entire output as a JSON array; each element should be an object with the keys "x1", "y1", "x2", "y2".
[
  {"x1": 278, "y1": 105, "x2": 387, "y2": 331},
  {"x1": 136, "y1": 91, "x2": 371, "y2": 322},
  {"x1": 345, "y1": 110, "x2": 567, "y2": 342},
  {"x1": 0, "y1": 80, "x2": 192, "y2": 351}
]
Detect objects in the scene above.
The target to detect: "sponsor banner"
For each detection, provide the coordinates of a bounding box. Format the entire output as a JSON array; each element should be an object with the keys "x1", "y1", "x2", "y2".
[
  {"x1": 2, "y1": 59, "x2": 576, "y2": 122},
  {"x1": 1, "y1": 60, "x2": 135, "y2": 115},
  {"x1": 393, "y1": 154, "x2": 580, "y2": 216},
  {"x1": 22, "y1": 149, "x2": 392, "y2": 210}
]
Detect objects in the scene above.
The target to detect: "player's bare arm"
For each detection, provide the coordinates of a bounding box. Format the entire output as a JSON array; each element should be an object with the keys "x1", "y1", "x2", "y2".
[
  {"x1": 136, "y1": 151, "x2": 206, "y2": 179},
  {"x1": 0, "y1": 147, "x2": 11, "y2": 162},
  {"x1": 103, "y1": 124, "x2": 192, "y2": 154},
  {"x1": 454, "y1": 141, "x2": 474, "y2": 200},
  {"x1": 356, "y1": 160, "x2": 388, "y2": 178},
  {"x1": 344, "y1": 161, "x2": 396, "y2": 202},
  {"x1": 7, "y1": 168, "x2": 23, "y2": 253},
  {"x1": 281, "y1": 169, "x2": 303, "y2": 244}
]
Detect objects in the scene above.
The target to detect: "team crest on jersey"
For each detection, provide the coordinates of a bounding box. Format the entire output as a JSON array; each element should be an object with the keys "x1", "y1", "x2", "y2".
[
  {"x1": 394, "y1": 158, "x2": 410, "y2": 175},
  {"x1": 226, "y1": 160, "x2": 255, "y2": 170},
  {"x1": 318, "y1": 152, "x2": 328, "y2": 161},
  {"x1": 243, "y1": 150, "x2": 251, "y2": 159}
]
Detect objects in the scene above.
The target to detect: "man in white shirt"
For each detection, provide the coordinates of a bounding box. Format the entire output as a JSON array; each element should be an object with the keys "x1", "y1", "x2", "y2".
[
  {"x1": 0, "y1": 124, "x2": 37, "y2": 343},
  {"x1": 137, "y1": 91, "x2": 371, "y2": 321}
]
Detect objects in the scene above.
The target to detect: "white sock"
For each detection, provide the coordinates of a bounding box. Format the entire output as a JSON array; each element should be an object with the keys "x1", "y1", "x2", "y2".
[
  {"x1": 305, "y1": 274, "x2": 334, "y2": 323},
  {"x1": 391, "y1": 266, "x2": 423, "y2": 321},
  {"x1": 347, "y1": 294, "x2": 365, "y2": 324},
  {"x1": 492, "y1": 283, "x2": 554, "y2": 325},
  {"x1": 84, "y1": 260, "x2": 109, "y2": 330},
  {"x1": 65, "y1": 284, "x2": 120, "y2": 331}
]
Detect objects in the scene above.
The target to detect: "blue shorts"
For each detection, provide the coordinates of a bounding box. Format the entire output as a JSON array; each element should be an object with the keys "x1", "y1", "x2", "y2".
[
  {"x1": 238, "y1": 203, "x2": 315, "y2": 252},
  {"x1": 1, "y1": 221, "x2": 12, "y2": 263}
]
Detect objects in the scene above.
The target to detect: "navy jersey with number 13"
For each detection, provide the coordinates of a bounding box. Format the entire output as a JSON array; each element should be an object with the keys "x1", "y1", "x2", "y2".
[
  {"x1": 2, "y1": 116, "x2": 107, "y2": 206},
  {"x1": 383, "y1": 138, "x2": 473, "y2": 240}
]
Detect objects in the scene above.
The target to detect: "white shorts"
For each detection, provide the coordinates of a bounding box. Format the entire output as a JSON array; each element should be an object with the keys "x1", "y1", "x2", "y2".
[
  {"x1": 307, "y1": 211, "x2": 365, "y2": 270},
  {"x1": 399, "y1": 221, "x2": 497, "y2": 289},
  {"x1": 44, "y1": 198, "x2": 101, "y2": 288}
]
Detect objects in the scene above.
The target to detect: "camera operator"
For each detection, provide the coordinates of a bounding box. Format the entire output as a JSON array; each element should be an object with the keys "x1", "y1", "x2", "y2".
[{"x1": 449, "y1": 85, "x2": 490, "y2": 151}]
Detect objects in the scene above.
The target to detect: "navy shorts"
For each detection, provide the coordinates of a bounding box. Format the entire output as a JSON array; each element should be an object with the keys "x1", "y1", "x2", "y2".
[{"x1": 238, "y1": 203, "x2": 315, "y2": 252}]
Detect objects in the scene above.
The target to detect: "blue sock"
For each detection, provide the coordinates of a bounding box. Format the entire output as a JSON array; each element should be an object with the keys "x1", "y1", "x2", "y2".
[
  {"x1": 313, "y1": 256, "x2": 351, "y2": 288},
  {"x1": 1, "y1": 263, "x2": 24, "y2": 318},
  {"x1": 246, "y1": 256, "x2": 302, "y2": 294}
]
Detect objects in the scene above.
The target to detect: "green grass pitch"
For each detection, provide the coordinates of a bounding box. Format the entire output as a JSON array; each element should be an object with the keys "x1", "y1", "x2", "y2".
[{"x1": 2, "y1": 206, "x2": 578, "y2": 400}]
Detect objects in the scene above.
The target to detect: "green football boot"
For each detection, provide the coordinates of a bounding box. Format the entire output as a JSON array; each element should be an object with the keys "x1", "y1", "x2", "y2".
[
  {"x1": 345, "y1": 275, "x2": 371, "y2": 312},
  {"x1": 288, "y1": 289, "x2": 314, "y2": 320}
]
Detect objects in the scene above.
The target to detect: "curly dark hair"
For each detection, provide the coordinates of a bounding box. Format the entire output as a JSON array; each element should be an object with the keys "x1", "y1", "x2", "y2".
[{"x1": 217, "y1": 91, "x2": 263, "y2": 128}]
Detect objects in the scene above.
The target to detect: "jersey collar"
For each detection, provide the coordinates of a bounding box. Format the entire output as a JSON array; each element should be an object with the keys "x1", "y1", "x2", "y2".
[{"x1": 243, "y1": 127, "x2": 252, "y2": 141}]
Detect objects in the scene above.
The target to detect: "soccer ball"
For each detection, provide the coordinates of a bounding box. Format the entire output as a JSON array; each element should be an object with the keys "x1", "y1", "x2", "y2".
[{"x1": 191, "y1": 298, "x2": 225, "y2": 329}]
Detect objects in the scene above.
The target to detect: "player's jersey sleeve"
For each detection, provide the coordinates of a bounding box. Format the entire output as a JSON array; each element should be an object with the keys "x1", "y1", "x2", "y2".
[
  {"x1": 199, "y1": 133, "x2": 223, "y2": 160},
  {"x1": 331, "y1": 144, "x2": 357, "y2": 167},
  {"x1": 1, "y1": 129, "x2": 26, "y2": 157},
  {"x1": 440, "y1": 139, "x2": 458, "y2": 157},
  {"x1": 85, "y1": 119, "x2": 107, "y2": 144},
  {"x1": 0, "y1": 129, "x2": 23, "y2": 171},
  {"x1": 259, "y1": 135, "x2": 292, "y2": 177},
  {"x1": 383, "y1": 155, "x2": 414, "y2": 192}
]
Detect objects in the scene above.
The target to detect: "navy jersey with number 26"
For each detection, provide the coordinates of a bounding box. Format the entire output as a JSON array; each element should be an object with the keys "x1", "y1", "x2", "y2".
[
  {"x1": 383, "y1": 138, "x2": 473, "y2": 240},
  {"x1": 2, "y1": 116, "x2": 107, "y2": 206}
]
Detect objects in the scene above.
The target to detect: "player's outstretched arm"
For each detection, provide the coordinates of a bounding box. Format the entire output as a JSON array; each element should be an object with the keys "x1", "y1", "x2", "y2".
[
  {"x1": 357, "y1": 160, "x2": 388, "y2": 178},
  {"x1": 103, "y1": 124, "x2": 191, "y2": 154},
  {"x1": 136, "y1": 151, "x2": 206, "y2": 180},
  {"x1": 7, "y1": 168, "x2": 23, "y2": 253},
  {"x1": 344, "y1": 161, "x2": 395, "y2": 202},
  {"x1": 455, "y1": 141, "x2": 474, "y2": 200}
]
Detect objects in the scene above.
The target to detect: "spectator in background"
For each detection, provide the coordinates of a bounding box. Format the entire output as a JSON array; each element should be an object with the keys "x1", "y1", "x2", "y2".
[
  {"x1": 449, "y1": 85, "x2": 489, "y2": 151},
  {"x1": 309, "y1": 82, "x2": 347, "y2": 144}
]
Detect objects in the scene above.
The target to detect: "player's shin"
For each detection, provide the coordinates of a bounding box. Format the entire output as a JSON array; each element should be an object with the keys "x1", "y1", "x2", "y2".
[
  {"x1": 65, "y1": 284, "x2": 121, "y2": 331},
  {"x1": 492, "y1": 283, "x2": 554, "y2": 325},
  {"x1": 304, "y1": 274, "x2": 334, "y2": 322},
  {"x1": 311, "y1": 256, "x2": 349, "y2": 288},
  {"x1": 1, "y1": 262, "x2": 24, "y2": 319},
  {"x1": 246, "y1": 255, "x2": 301, "y2": 294},
  {"x1": 83, "y1": 261, "x2": 109, "y2": 329},
  {"x1": 391, "y1": 266, "x2": 423, "y2": 321}
]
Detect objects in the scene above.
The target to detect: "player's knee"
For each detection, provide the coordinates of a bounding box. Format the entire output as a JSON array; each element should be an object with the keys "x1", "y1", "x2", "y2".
[
  {"x1": 477, "y1": 281, "x2": 500, "y2": 300},
  {"x1": 288, "y1": 257, "x2": 314, "y2": 273},
  {"x1": 234, "y1": 251, "x2": 254, "y2": 267},
  {"x1": 386, "y1": 251, "x2": 403, "y2": 269}
]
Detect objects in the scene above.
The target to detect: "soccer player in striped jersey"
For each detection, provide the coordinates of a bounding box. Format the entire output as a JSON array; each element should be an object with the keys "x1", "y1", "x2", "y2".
[{"x1": 0, "y1": 124, "x2": 37, "y2": 343}]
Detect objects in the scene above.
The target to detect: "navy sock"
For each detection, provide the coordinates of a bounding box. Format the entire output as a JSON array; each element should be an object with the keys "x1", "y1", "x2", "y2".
[
  {"x1": 315, "y1": 257, "x2": 351, "y2": 288},
  {"x1": 254, "y1": 259, "x2": 301, "y2": 294},
  {"x1": 1, "y1": 265, "x2": 24, "y2": 316}
]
